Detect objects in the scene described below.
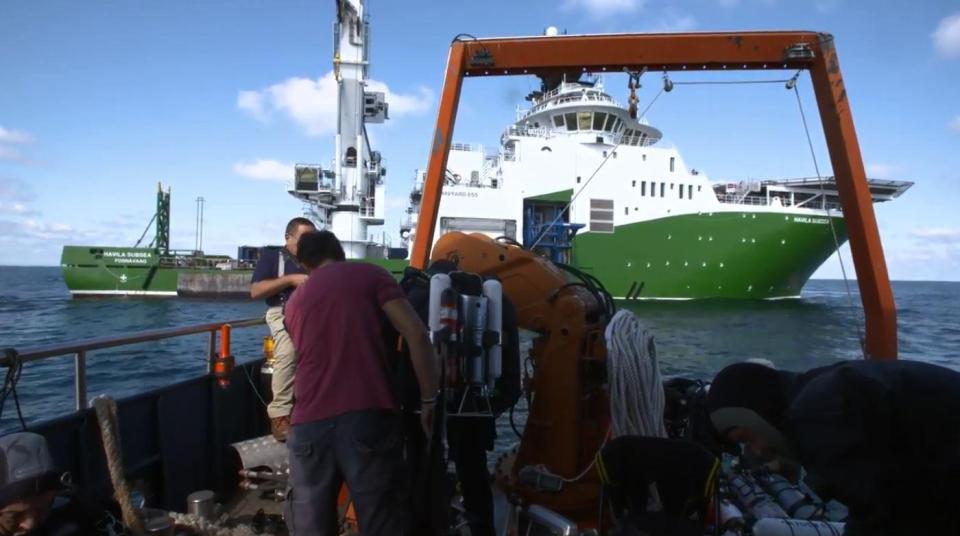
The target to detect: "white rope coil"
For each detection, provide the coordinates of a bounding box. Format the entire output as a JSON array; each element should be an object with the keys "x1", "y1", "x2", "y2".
[
  {"x1": 167, "y1": 513, "x2": 259, "y2": 536},
  {"x1": 605, "y1": 309, "x2": 667, "y2": 439}
]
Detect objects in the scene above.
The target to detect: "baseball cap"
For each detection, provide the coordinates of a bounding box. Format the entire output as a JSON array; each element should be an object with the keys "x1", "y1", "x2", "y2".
[{"x1": 0, "y1": 432, "x2": 64, "y2": 507}]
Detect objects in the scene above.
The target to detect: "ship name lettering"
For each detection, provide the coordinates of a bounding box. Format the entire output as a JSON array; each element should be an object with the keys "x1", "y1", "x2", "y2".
[
  {"x1": 792, "y1": 216, "x2": 829, "y2": 225},
  {"x1": 442, "y1": 191, "x2": 479, "y2": 198}
]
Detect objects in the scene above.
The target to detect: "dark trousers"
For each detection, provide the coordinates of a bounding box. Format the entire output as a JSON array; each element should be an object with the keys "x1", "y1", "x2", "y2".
[
  {"x1": 285, "y1": 410, "x2": 407, "y2": 536},
  {"x1": 447, "y1": 417, "x2": 496, "y2": 536}
]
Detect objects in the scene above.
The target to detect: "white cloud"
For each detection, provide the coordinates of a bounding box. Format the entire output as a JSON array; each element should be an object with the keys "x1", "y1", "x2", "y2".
[
  {"x1": 238, "y1": 71, "x2": 433, "y2": 136},
  {"x1": 237, "y1": 91, "x2": 268, "y2": 121},
  {"x1": 0, "y1": 126, "x2": 33, "y2": 144},
  {"x1": 232, "y1": 159, "x2": 294, "y2": 182},
  {"x1": 865, "y1": 162, "x2": 900, "y2": 180},
  {"x1": 0, "y1": 219, "x2": 80, "y2": 241},
  {"x1": 933, "y1": 13, "x2": 960, "y2": 58},
  {"x1": 909, "y1": 227, "x2": 960, "y2": 244},
  {"x1": 0, "y1": 201, "x2": 36, "y2": 216},
  {"x1": 563, "y1": 0, "x2": 643, "y2": 17},
  {"x1": 0, "y1": 146, "x2": 24, "y2": 162},
  {"x1": 949, "y1": 115, "x2": 960, "y2": 133}
]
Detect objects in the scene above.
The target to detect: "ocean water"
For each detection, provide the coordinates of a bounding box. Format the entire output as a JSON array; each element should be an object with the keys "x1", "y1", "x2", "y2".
[{"x1": 1, "y1": 265, "x2": 958, "y2": 433}]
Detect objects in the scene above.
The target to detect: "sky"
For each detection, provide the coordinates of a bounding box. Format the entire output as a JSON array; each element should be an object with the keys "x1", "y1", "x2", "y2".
[{"x1": 1, "y1": 0, "x2": 958, "y2": 281}]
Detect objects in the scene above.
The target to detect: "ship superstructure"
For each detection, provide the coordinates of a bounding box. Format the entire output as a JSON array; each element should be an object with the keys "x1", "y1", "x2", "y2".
[{"x1": 401, "y1": 78, "x2": 911, "y2": 299}]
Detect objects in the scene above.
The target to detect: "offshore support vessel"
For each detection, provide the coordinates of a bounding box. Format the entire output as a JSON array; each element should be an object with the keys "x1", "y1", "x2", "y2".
[
  {"x1": 11, "y1": 8, "x2": 905, "y2": 536},
  {"x1": 59, "y1": 184, "x2": 258, "y2": 297},
  {"x1": 400, "y1": 68, "x2": 911, "y2": 300},
  {"x1": 59, "y1": 0, "x2": 404, "y2": 298}
]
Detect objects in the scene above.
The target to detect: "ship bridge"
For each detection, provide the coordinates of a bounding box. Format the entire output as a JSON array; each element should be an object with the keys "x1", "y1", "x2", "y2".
[{"x1": 509, "y1": 82, "x2": 663, "y2": 148}]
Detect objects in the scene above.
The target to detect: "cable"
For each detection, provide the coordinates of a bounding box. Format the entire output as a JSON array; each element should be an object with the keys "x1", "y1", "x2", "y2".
[
  {"x1": 241, "y1": 364, "x2": 270, "y2": 409},
  {"x1": 0, "y1": 349, "x2": 27, "y2": 431},
  {"x1": 509, "y1": 402, "x2": 522, "y2": 439},
  {"x1": 792, "y1": 81, "x2": 866, "y2": 359}
]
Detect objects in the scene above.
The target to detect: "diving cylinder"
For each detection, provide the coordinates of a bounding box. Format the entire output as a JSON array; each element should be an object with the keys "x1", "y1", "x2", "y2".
[
  {"x1": 727, "y1": 473, "x2": 788, "y2": 519},
  {"x1": 751, "y1": 518, "x2": 845, "y2": 536},
  {"x1": 717, "y1": 499, "x2": 745, "y2": 533},
  {"x1": 460, "y1": 294, "x2": 488, "y2": 385},
  {"x1": 428, "y1": 274, "x2": 452, "y2": 336},
  {"x1": 482, "y1": 279, "x2": 503, "y2": 390},
  {"x1": 756, "y1": 473, "x2": 821, "y2": 519}
]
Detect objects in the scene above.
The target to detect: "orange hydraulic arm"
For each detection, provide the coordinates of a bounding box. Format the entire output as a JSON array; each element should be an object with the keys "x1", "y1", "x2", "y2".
[
  {"x1": 410, "y1": 31, "x2": 896, "y2": 360},
  {"x1": 430, "y1": 232, "x2": 610, "y2": 525}
]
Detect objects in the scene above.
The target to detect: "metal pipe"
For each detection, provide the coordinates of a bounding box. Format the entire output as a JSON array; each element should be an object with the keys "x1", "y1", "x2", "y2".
[
  {"x1": 74, "y1": 351, "x2": 87, "y2": 411},
  {"x1": 207, "y1": 331, "x2": 217, "y2": 374}
]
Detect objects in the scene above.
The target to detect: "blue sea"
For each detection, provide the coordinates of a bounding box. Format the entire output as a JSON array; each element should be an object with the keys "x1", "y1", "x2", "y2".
[{"x1": 1, "y1": 265, "x2": 958, "y2": 433}]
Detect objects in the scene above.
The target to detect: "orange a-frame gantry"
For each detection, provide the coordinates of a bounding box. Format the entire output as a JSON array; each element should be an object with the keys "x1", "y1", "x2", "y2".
[{"x1": 409, "y1": 31, "x2": 897, "y2": 360}]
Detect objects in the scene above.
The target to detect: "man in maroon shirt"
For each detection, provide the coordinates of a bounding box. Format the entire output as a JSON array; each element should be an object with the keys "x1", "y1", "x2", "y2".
[{"x1": 282, "y1": 230, "x2": 439, "y2": 536}]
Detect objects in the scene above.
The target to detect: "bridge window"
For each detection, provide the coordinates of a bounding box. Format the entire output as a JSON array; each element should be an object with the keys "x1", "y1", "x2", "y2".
[
  {"x1": 603, "y1": 114, "x2": 616, "y2": 131},
  {"x1": 680, "y1": 185, "x2": 684, "y2": 199},
  {"x1": 578, "y1": 112, "x2": 592, "y2": 130},
  {"x1": 660, "y1": 183, "x2": 665, "y2": 197},
  {"x1": 632, "y1": 180, "x2": 636, "y2": 187},
  {"x1": 641, "y1": 181, "x2": 646, "y2": 196},
  {"x1": 593, "y1": 113, "x2": 607, "y2": 131},
  {"x1": 553, "y1": 115, "x2": 564, "y2": 128},
  {"x1": 565, "y1": 112, "x2": 577, "y2": 131},
  {"x1": 689, "y1": 185, "x2": 693, "y2": 199},
  {"x1": 345, "y1": 146, "x2": 357, "y2": 167},
  {"x1": 670, "y1": 157, "x2": 676, "y2": 172}
]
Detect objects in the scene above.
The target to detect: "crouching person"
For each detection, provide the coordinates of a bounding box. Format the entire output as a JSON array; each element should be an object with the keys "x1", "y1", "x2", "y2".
[
  {"x1": 282, "y1": 231, "x2": 439, "y2": 536},
  {"x1": 0, "y1": 432, "x2": 131, "y2": 536}
]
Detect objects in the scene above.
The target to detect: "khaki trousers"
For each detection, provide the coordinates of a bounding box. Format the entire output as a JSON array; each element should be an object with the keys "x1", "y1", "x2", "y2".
[{"x1": 266, "y1": 306, "x2": 296, "y2": 418}]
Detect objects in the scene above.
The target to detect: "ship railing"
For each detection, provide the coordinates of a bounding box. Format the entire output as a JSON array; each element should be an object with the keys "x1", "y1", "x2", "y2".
[
  {"x1": 502, "y1": 125, "x2": 552, "y2": 139},
  {"x1": 1, "y1": 317, "x2": 265, "y2": 413},
  {"x1": 716, "y1": 193, "x2": 843, "y2": 212}
]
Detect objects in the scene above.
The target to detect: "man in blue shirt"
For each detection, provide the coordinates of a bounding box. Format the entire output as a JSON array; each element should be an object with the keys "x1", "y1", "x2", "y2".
[{"x1": 250, "y1": 217, "x2": 316, "y2": 441}]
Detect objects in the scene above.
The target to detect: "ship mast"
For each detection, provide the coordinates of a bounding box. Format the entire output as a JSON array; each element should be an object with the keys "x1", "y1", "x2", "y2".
[{"x1": 329, "y1": 0, "x2": 388, "y2": 258}]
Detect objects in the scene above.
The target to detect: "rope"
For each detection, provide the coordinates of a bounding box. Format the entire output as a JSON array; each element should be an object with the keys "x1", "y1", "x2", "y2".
[
  {"x1": 166, "y1": 512, "x2": 259, "y2": 536},
  {"x1": 792, "y1": 81, "x2": 866, "y2": 358},
  {"x1": 93, "y1": 396, "x2": 145, "y2": 535},
  {"x1": 605, "y1": 309, "x2": 667, "y2": 439}
]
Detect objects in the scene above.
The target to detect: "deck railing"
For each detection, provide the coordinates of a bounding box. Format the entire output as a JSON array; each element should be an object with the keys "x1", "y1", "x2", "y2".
[
  {"x1": 1, "y1": 318, "x2": 265, "y2": 412},
  {"x1": 715, "y1": 193, "x2": 843, "y2": 212}
]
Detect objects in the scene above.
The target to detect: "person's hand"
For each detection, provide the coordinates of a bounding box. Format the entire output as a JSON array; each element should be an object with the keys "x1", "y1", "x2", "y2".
[
  {"x1": 420, "y1": 401, "x2": 435, "y2": 439},
  {"x1": 287, "y1": 274, "x2": 308, "y2": 287}
]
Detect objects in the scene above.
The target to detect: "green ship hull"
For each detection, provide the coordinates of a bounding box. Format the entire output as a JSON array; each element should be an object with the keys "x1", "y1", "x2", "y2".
[
  {"x1": 62, "y1": 211, "x2": 845, "y2": 299},
  {"x1": 60, "y1": 246, "x2": 408, "y2": 297},
  {"x1": 572, "y1": 211, "x2": 847, "y2": 299}
]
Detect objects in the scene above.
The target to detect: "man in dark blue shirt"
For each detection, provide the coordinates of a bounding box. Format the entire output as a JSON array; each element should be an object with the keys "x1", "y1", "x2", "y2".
[{"x1": 250, "y1": 217, "x2": 316, "y2": 441}]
